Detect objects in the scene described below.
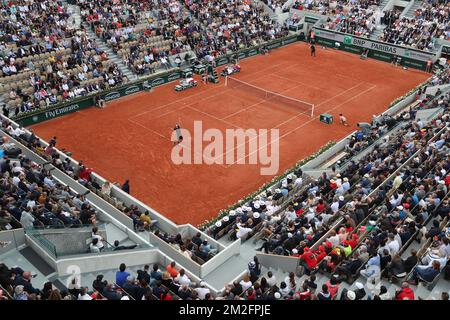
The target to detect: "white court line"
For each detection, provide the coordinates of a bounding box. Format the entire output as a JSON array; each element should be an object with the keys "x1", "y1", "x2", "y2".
[
  {"x1": 128, "y1": 117, "x2": 170, "y2": 140},
  {"x1": 272, "y1": 82, "x2": 365, "y2": 130},
  {"x1": 227, "y1": 84, "x2": 378, "y2": 167},
  {"x1": 271, "y1": 73, "x2": 322, "y2": 91},
  {"x1": 127, "y1": 61, "x2": 290, "y2": 122},
  {"x1": 187, "y1": 106, "x2": 243, "y2": 129},
  {"x1": 128, "y1": 116, "x2": 226, "y2": 168},
  {"x1": 220, "y1": 70, "x2": 318, "y2": 121},
  {"x1": 214, "y1": 82, "x2": 366, "y2": 162},
  {"x1": 220, "y1": 98, "x2": 272, "y2": 120}
]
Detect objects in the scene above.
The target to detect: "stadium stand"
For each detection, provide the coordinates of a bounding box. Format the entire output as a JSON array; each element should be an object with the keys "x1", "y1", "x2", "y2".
[
  {"x1": 0, "y1": 0, "x2": 126, "y2": 117},
  {"x1": 0, "y1": 0, "x2": 449, "y2": 303},
  {"x1": 379, "y1": 0, "x2": 449, "y2": 51}
]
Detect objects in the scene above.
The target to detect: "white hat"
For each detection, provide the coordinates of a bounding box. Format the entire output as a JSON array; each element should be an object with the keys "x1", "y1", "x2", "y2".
[
  {"x1": 347, "y1": 290, "x2": 356, "y2": 300},
  {"x1": 292, "y1": 248, "x2": 298, "y2": 254},
  {"x1": 330, "y1": 179, "x2": 336, "y2": 184},
  {"x1": 215, "y1": 221, "x2": 222, "y2": 228},
  {"x1": 369, "y1": 220, "x2": 376, "y2": 226},
  {"x1": 274, "y1": 292, "x2": 281, "y2": 299},
  {"x1": 275, "y1": 188, "x2": 281, "y2": 193},
  {"x1": 223, "y1": 216, "x2": 229, "y2": 222},
  {"x1": 343, "y1": 177, "x2": 349, "y2": 182},
  {"x1": 355, "y1": 282, "x2": 364, "y2": 290},
  {"x1": 287, "y1": 174, "x2": 293, "y2": 179},
  {"x1": 309, "y1": 207, "x2": 314, "y2": 213},
  {"x1": 236, "y1": 208, "x2": 243, "y2": 213},
  {"x1": 364, "y1": 174, "x2": 370, "y2": 178},
  {"x1": 397, "y1": 206, "x2": 403, "y2": 210},
  {"x1": 254, "y1": 203, "x2": 260, "y2": 209},
  {"x1": 253, "y1": 212, "x2": 260, "y2": 219},
  {"x1": 200, "y1": 281, "x2": 206, "y2": 287},
  {"x1": 287, "y1": 233, "x2": 293, "y2": 238},
  {"x1": 336, "y1": 173, "x2": 341, "y2": 178},
  {"x1": 229, "y1": 210, "x2": 236, "y2": 216},
  {"x1": 339, "y1": 196, "x2": 344, "y2": 201},
  {"x1": 438, "y1": 180, "x2": 445, "y2": 185},
  {"x1": 121, "y1": 296, "x2": 130, "y2": 300}
]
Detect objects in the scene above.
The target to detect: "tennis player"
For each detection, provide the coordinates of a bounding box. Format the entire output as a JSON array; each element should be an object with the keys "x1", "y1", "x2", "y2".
[
  {"x1": 339, "y1": 114, "x2": 349, "y2": 126},
  {"x1": 310, "y1": 44, "x2": 316, "y2": 57},
  {"x1": 173, "y1": 124, "x2": 183, "y2": 145}
]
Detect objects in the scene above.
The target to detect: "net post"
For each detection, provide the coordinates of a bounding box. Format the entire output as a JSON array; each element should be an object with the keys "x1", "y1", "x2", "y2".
[
  {"x1": 311, "y1": 104, "x2": 315, "y2": 118},
  {"x1": 225, "y1": 76, "x2": 228, "y2": 87}
]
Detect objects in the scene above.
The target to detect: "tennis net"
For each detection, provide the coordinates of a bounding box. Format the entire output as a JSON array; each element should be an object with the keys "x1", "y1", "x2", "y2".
[{"x1": 225, "y1": 76, "x2": 315, "y2": 117}]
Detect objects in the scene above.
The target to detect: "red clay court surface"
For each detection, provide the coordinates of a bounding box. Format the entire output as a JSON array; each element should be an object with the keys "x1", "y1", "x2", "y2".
[{"x1": 30, "y1": 42, "x2": 431, "y2": 226}]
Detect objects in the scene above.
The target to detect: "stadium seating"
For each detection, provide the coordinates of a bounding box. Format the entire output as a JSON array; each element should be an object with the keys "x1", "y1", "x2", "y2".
[{"x1": 0, "y1": 0, "x2": 449, "y2": 302}]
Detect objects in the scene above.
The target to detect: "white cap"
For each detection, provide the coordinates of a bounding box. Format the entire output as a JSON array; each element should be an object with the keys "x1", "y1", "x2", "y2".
[
  {"x1": 347, "y1": 290, "x2": 356, "y2": 300},
  {"x1": 292, "y1": 248, "x2": 298, "y2": 254},
  {"x1": 254, "y1": 203, "x2": 260, "y2": 209},
  {"x1": 339, "y1": 196, "x2": 344, "y2": 201},
  {"x1": 223, "y1": 216, "x2": 229, "y2": 222},
  {"x1": 397, "y1": 206, "x2": 403, "y2": 210},
  {"x1": 274, "y1": 292, "x2": 281, "y2": 299},
  {"x1": 355, "y1": 282, "x2": 364, "y2": 290},
  {"x1": 215, "y1": 221, "x2": 222, "y2": 228},
  {"x1": 275, "y1": 188, "x2": 281, "y2": 193},
  {"x1": 229, "y1": 210, "x2": 236, "y2": 216},
  {"x1": 287, "y1": 233, "x2": 293, "y2": 238},
  {"x1": 253, "y1": 212, "x2": 260, "y2": 219}
]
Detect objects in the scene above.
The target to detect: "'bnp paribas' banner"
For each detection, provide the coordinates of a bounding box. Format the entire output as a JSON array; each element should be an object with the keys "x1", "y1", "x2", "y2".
[{"x1": 313, "y1": 27, "x2": 436, "y2": 70}]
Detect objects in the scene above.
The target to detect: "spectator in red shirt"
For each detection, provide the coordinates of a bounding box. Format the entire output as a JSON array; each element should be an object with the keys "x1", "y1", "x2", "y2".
[
  {"x1": 166, "y1": 261, "x2": 179, "y2": 278},
  {"x1": 300, "y1": 248, "x2": 318, "y2": 275},
  {"x1": 160, "y1": 288, "x2": 172, "y2": 300},
  {"x1": 394, "y1": 282, "x2": 415, "y2": 300},
  {"x1": 316, "y1": 199, "x2": 326, "y2": 214},
  {"x1": 348, "y1": 233, "x2": 358, "y2": 249},
  {"x1": 325, "y1": 276, "x2": 340, "y2": 299}
]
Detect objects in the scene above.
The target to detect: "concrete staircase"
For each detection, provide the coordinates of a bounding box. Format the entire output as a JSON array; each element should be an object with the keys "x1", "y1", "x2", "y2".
[
  {"x1": 378, "y1": 0, "x2": 391, "y2": 11},
  {"x1": 67, "y1": 3, "x2": 82, "y2": 29},
  {"x1": 404, "y1": 0, "x2": 422, "y2": 18},
  {"x1": 83, "y1": 23, "x2": 137, "y2": 81},
  {"x1": 370, "y1": 25, "x2": 386, "y2": 40}
]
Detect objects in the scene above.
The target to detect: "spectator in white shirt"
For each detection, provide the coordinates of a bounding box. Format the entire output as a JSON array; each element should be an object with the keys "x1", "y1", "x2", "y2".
[
  {"x1": 91, "y1": 227, "x2": 104, "y2": 250},
  {"x1": 78, "y1": 287, "x2": 92, "y2": 300},
  {"x1": 175, "y1": 269, "x2": 191, "y2": 287},
  {"x1": 239, "y1": 274, "x2": 252, "y2": 292},
  {"x1": 195, "y1": 282, "x2": 210, "y2": 300},
  {"x1": 387, "y1": 233, "x2": 400, "y2": 255},
  {"x1": 20, "y1": 207, "x2": 35, "y2": 229},
  {"x1": 327, "y1": 230, "x2": 340, "y2": 248},
  {"x1": 266, "y1": 271, "x2": 276, "y2": 287},
  {"x1": 236, "y1": 223, "x2": 253, "y2": 240}
]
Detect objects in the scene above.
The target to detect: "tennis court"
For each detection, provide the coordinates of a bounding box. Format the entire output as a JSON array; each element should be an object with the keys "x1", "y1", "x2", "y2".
[{"x1": 30, "y1": 41, "x2": 430, "y2": 225}]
